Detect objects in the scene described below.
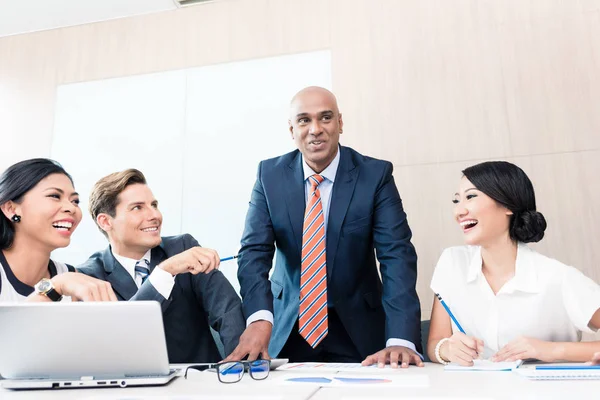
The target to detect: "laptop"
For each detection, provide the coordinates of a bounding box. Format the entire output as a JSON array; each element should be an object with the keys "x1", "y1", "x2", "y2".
[{"x1": 0, "y1": 302, "x2": 178, "y2": 389}]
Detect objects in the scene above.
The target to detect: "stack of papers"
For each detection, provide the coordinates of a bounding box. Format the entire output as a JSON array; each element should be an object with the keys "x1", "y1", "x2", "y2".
[
  {"x1": 270, "y1": 372, "x2": 430, "y2": 387},
  {"x1": 517, "y1": 364, "x2": 600, "y2": 380},
  {"x1": 445, "y1": 359, "x2": 523, "y2": 371},
  {"x1": 274, "y1": 362, "x2": 430, "y2": 387}
]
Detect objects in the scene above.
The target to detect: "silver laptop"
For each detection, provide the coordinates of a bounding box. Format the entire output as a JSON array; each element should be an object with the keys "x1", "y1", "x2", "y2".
[{"x1": 0, "y1": 302, "x2": 178, "y2": 390}]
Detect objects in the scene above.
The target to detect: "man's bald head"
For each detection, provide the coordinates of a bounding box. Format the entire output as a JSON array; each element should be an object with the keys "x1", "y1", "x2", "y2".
[{"x1": 289, "y1": 86, "x2": 340, "y2": 118}]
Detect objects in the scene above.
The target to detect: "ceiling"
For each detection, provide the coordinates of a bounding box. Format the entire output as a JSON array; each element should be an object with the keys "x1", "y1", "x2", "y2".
[{"x1": 0, "y1": 0, "x2": 180, "y2": 38}]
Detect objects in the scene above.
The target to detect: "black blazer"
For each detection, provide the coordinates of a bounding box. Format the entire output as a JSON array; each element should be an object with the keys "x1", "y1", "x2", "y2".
[
  {"x1": 238, "y1": 146, "x2": 421, "y2": 358},
  {"x1": 77, "y1": 234, "x2": 245, "y2": 363}
]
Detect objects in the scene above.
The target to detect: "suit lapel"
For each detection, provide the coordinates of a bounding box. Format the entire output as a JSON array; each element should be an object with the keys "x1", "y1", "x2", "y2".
[
  {"x1": 149, "y1": 245, "x2": 168, "y2": 271},
  {"x1": 283, "y1": 151, "x2": 306, "y2": 258},
  {"x1": 326, "y1": 147, "x2": 359, "y2": 280},
  {"x1": 101, "y1": 247, "x2": 138, "y2": 300}
]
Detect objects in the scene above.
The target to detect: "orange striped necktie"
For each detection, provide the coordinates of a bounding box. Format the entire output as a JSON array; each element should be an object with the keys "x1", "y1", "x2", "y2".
[{"x1": 298, "y1": 174, "x2": 328, "y2": 348}]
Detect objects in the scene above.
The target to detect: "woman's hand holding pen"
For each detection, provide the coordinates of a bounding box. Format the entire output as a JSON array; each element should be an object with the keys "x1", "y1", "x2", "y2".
[{"x1": 441, "y1": 332, "x2": 484, "y2": 366}]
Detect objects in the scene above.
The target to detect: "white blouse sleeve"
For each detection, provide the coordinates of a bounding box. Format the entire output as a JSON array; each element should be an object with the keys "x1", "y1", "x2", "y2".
[
  {"x1": 562, "y1": 266, "x2": 600, "y2": 333},
  {"x1": 430, "y1": 248, "x2": 454, "y2": 296}
]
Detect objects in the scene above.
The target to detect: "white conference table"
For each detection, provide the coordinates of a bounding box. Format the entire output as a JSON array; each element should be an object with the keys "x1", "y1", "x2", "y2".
[
  {"x1": 1, "y1": 363, "x2": 600, "y2": 400},
  {"x1": 311, "y1": 363, "x2": 600, "y2": 400}
]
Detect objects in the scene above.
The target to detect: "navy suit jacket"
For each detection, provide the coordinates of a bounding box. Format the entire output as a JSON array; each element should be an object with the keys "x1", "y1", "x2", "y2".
[
  {"x1": 78, "y1": 234, "x2": 245, "y2": 363},
  {"x1": 238, "y1": 146, "x2": 421, "y2": 358}
]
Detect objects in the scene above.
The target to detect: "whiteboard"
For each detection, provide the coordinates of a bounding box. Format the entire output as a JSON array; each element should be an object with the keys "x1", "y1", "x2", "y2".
[
  {"x1": 51, "y1": 70, "x2": 187, "y2": 264},
  {"x1": 51, "y1": 50, "x2": 332, "y2": 292}
]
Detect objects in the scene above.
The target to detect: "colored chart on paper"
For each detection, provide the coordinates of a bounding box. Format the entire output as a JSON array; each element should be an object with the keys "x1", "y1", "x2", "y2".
[
  {"x1": 334, "y1": 377, "x2": 392, "y2": 384},
  {"x1": 284, "y1": 376, "x2": 393, "y2": 384},
  {"x1": 285, "y1": 377, "x2": 333, "y2": 383}
]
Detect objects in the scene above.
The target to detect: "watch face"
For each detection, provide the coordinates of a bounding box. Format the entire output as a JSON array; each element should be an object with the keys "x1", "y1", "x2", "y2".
[{"x1": 37, "y1": 280, "x2": 51, "y2": 292}]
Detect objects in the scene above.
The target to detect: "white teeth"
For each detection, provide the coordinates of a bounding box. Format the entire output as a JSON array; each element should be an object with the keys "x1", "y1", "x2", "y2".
[
  {"x1": 142, "y1": 227, "x2": 158, "y2": 232},
  {"x1": 460, "y1": 220, "x2": 478, "y2": 227},
  {"x1": 53, "y1": 221, "x2": 73, "y2": 229}
]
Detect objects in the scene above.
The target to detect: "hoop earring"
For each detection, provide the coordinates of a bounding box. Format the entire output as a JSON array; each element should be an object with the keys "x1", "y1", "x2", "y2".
[{"x1": 11, "y1": 215, "x2": 21, "y2": 223}]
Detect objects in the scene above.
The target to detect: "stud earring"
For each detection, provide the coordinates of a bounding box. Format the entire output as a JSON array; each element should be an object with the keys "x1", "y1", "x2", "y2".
[{"x1": 11, "y1": 215, "x2": 21, "y2": 223}]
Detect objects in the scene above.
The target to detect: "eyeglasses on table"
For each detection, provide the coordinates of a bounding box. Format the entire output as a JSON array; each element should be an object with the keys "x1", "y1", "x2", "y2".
[{"x1": 184, "y1": 359, "x2": 271, "y2": 383}]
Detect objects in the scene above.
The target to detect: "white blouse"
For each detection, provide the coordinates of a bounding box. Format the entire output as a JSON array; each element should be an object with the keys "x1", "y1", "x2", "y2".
[
  {"x1": 0, "y1": 251, "x2": 71, "y2": 303},
  {"x1": 430, "y1": 243, "x2": 600, "y2": 359}
]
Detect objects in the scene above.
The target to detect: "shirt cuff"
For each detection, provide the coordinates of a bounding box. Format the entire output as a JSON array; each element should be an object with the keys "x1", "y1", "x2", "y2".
[
  {"x1": 148, "y1": 267, "x2": 175, "y2": 299},
  {"x1": 386, "y1": 338, "x2": 424, "y2": 360},
  {"x1": 246, "y1": 310, "x2": 274, "y2": 327}
]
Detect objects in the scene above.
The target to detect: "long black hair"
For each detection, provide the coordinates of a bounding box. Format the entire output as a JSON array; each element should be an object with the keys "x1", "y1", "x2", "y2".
[
  {"x1": 462, "y1": 161, "x2": 547, "y2": 243},
  {"x1": 0, "y1": 158, "x2": 73, "y2": 250}
]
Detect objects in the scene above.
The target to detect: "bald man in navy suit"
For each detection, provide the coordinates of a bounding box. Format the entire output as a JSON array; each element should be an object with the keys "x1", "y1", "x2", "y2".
[{"x1": 227, "y1": 87, "x2": 423, "y2": 368}]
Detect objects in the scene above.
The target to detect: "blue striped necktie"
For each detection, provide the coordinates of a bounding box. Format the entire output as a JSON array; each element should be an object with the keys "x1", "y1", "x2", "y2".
[{"x1": 134, "y1": 259, "x2": 150, "y2": 285}]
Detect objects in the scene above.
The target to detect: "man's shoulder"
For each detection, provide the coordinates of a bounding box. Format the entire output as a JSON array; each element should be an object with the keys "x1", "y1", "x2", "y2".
[
  {"x1": 252, "y1": 150, "x2": 301, "y2": 185},
  {"x1": 76, "y1": 249, "x2": 109, "y2": 277},
  {"x1": 160, "y1": 234, "x2": 195, "y2": 247},
  {"x1": 159, "y1": 234, "x2": 200, "y2": 256},
  {"x1": 260, "y1": 149, "x2": 300, "y2": 169},
  {"x1": 342, "y1": 146, "x2": 392, "y2": 170}
]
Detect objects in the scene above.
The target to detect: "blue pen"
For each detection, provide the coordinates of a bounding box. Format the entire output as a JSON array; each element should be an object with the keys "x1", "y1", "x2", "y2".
[
  {"x1": 435, "y1": 293, "x2": 465, "y2": 334},
  {"x1": 219, "y1": 255, "x2": 239, "y2": 262}
]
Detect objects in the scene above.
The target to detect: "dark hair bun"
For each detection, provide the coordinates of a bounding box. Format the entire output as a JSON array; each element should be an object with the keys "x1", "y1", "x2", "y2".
[{"x1": 511, "y1": 210, "x2": 547, "y2": 243}]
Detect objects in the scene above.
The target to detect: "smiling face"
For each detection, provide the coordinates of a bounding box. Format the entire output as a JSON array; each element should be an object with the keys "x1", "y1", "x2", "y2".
[
  {"x1": 288, "y1": 87, "x2": 343, "y2": 173},
  {"x1": 3, "y1": 173, "x2": 82, "y2": 251},
  {"x1": 98, "y1": 183, "x2": 162, "y2": 259},
  {"x1": 453, "y1": 176, "x2": 513, "y2": 247}
]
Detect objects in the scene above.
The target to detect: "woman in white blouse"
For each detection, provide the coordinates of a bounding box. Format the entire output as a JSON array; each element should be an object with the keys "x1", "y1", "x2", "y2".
[
  {"x1": 0, "y1": 158, "x2": 116, "y2": 302},
  {"x1": 427, "y1": 161, "x2": 600, "y2": 366}
]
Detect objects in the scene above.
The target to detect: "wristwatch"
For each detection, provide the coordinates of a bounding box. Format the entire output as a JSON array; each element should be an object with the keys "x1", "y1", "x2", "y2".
[{"x1": 34, "y1": 278, "x2": 63, "y2": 302}]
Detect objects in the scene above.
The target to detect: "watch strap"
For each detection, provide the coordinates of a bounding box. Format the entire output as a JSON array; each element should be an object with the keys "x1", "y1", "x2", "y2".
[{"x1": 45, "y1": 287, "x2": 63, "y2": 302}]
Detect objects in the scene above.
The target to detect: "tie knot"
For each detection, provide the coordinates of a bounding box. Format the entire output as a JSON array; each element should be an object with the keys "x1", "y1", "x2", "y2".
[
  {"x1": 309, "y1": 174, "x2": 324, "y2": 189},
  {"x1": 136, "y1": 259, "x2": 150, "y2": 267},
  {"x1": 135, "y1": 259, "x2": 150, "y2": 284}
]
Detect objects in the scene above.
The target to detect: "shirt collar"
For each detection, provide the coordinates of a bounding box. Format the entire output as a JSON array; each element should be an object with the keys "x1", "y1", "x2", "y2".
[
  {"x1": 112, "y1": 248, "x2": 152, "y2": 278},
  {"x1": 466, "y1": 246, "x2": 483, "y2": 283},
  {"x1": 302, "y1": 146, "x2": 340, "y2": 184},
  {"x1": 508, "y1": 243, "x2": 540, "y2": 293},
  {"x1": 466, "y1": 243, "x2": 540, "y2": 294}
]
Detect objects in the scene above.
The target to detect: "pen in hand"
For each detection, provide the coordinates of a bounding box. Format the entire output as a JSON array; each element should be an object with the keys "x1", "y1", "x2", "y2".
[
  {"x1": 219, "y1": 255, "x2": 239, "y2": 262},
  {"x1": 436, "y1": 293, "x2": 465, "y2": 334},
  {"x1": 436, "y1": 293, "x2": 483, "y2": 359}
]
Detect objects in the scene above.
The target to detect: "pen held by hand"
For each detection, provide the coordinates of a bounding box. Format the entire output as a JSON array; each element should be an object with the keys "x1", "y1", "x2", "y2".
[{"x1": 436, "y1": 293, "x2": 466, "y2": 334}]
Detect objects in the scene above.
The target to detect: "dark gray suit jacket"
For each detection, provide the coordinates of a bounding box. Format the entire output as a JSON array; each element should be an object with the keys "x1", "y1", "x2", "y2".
[{"x1": 77, "y1": 234, "x2": 244, "y2": 363}]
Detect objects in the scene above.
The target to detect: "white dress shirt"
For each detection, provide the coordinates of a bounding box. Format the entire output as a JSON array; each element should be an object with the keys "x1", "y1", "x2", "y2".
[
  {"x1": 247, "y1": 148, "x2": 418, "y2": 353},
  {"x1": 112, "y1": 249, "x2": 175, "y2": 299},
  {"x1": 430, "y1": 243, "x2": 600, "y2": 359}
]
